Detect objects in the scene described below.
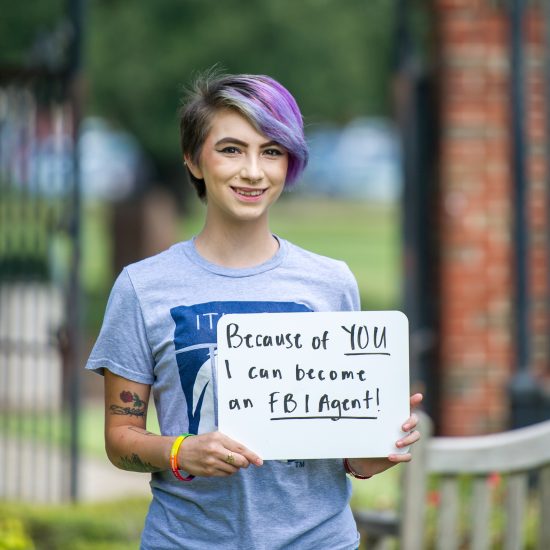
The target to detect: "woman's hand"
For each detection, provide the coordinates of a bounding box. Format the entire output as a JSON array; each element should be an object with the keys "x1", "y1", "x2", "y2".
[
  {"x1": 178, "y1": 431, "x2": 263, "y2": 477},
  {"x1": 345, "y1": 393, "x2": 423, "y2": 478}
]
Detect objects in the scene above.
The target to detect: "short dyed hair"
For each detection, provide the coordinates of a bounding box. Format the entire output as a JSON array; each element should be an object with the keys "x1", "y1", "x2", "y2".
[{"x1": 179, "y1": 71, "x2": 309, "y2": 200}]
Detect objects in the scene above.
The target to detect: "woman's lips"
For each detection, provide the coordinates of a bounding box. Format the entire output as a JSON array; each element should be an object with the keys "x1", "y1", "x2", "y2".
[{"x1": 231, "y1": 187, "x2": 266, "y2": 202}]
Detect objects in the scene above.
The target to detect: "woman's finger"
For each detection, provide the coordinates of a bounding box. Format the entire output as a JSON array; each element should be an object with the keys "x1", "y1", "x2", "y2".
[
  {"x1": 388, "y1": 452, "x2": 412, "y2": 463},
  {"x1": 213, "y1": 453, "x2": 241, "y2": 476},
  {"x1": 396, "y1": 430, "x2": 421, "y2": 448},
  {"x1": 189, "y1": 445, "x2": 240, "y2": 476},
  {"x1": 212, "y1": 446, "x2": 258, "y2": 476},
  {"x1": 409, "y1": 393, "x2": 423, "y2": 410},
  {"x1": 221, "y1": 436, "x2": 263, "y2": 467},
  {"x1": 219, "y1": 448, "x2": 249, "y2": 470},
  {"x1": 402, "y1": 412, "x2": 419, "y2": 432}
]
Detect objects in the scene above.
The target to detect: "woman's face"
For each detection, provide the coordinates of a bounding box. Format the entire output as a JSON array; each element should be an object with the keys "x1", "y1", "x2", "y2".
[{"x1": 186, "y1": 109, "x2": 288, "y2": 227}]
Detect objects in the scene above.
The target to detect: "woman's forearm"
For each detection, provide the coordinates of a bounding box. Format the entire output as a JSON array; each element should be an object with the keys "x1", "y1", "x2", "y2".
[
  {"x1": 104, "y1": 371, "x2": 177, "y2": 473},
  {"x1": 105, "y1": 424, "x2": 175, "y2": 473}
]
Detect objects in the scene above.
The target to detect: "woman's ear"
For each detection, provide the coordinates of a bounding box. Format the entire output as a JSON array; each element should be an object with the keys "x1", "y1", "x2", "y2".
[{"x1": 184, "y1": 154, "x2": 203, "y2": 180}]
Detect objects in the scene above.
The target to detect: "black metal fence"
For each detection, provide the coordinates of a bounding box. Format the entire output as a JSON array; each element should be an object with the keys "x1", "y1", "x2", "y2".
[
  {"x1": 0, "y1": 1, "x2": 83, "y2": 502},
  {"x1": 0, "y1": 71, "x2": 81, "y2": 503}
]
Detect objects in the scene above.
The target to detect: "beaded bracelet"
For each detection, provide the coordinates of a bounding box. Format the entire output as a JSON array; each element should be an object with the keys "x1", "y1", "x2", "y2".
[
  {"x1": 170, "y1": 434, "x2": 195, "y2": 481},
  {"x1": 343, "y1": 458, "x2": 372, "y2": 480}
]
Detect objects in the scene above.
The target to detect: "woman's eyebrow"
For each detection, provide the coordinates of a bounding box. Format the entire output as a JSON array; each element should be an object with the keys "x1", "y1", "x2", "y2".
[
  {"x1": 214, "y1": 137, "x2": 281, "y2": 148},
  {"x1": 260, "y1": 140, "x2": 282, "y2": 148},
  {"x1": 215, "y1": 137, "x2": 247, "y2": 147}
]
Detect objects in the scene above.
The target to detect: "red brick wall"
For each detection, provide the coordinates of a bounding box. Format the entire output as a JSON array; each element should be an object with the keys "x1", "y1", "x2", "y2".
[{"x1": 435, "y1": 1, "x2": 548, "y2": 435}]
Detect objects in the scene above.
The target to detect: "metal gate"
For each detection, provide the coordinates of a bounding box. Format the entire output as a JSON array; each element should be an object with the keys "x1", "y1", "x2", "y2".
[{"x1": 0, "y1": 4, "x2": 83, "y2": 503}]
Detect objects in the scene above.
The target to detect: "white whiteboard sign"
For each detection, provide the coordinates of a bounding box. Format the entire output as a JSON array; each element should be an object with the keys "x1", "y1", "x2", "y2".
[{"x1": 217, "y1": 311, "x2": 410, "y2": 460}]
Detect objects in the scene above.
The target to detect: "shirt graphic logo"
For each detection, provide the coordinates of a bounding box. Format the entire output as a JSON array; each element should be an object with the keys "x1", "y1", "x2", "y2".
[{"x1": 170, "y1": 301, "x2": 311, "y2": 434}]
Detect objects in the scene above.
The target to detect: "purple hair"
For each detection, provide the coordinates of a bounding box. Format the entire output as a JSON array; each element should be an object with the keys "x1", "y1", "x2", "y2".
[{"x1": 179, "y1": 71, "x2": 309, "y2": 200}]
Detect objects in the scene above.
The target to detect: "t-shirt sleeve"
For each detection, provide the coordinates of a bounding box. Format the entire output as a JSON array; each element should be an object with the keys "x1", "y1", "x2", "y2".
[
  {"x1": 85, "y1": 268, "x2": 155, "y2": 385},
  {"x1": 340, "y1": 263, "x2": 361, "y2": 312}
]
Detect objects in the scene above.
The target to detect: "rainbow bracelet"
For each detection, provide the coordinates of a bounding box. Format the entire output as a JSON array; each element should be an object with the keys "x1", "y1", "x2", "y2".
[{"x1": 170, "y1": 434, "x2": 195, "y2": 481}]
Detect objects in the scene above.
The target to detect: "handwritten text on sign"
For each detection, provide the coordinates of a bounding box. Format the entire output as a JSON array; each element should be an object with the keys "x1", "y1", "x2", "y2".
[{"x1": 216, "y1": 311, "x2": 410, "y2": 460}]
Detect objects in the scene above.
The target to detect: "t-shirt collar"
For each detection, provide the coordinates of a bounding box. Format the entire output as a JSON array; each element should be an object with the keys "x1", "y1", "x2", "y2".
[{"x1": 182, "y1": 235, "x2": 287, "y2": 277}]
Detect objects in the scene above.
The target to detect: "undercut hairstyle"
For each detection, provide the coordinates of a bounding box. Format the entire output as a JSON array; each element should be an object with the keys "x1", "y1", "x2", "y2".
[{"x1": 179, "y1": 70, "x2": 309, "y2": 200}]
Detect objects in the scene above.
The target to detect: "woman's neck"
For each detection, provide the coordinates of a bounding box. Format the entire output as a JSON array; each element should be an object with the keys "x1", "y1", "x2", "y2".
[{"x1": 194, "y1": 217, "x2": 279, "y2": 269}]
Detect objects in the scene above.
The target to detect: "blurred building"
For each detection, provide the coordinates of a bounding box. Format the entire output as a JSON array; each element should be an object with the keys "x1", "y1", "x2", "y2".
[{"x1": 402, "y1": 0, "x2": 550, "y2": 435}]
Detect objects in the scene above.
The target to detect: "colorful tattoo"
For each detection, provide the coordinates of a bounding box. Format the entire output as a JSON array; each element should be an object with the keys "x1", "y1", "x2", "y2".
[
  {"x1": 109, "y1": 390, "x2": 147, "y2": 417},
  {"x1": 117, "y1": 453, "x2": 160, "y2": 472},
  {"x1": 120, "y1": 391, "x2": 146, "y2": 408}
]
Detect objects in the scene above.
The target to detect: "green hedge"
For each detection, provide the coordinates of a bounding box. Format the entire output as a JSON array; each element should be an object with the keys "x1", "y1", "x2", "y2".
[{"x1": 0, "y1": 499, "x2": 149, "y2": 550}]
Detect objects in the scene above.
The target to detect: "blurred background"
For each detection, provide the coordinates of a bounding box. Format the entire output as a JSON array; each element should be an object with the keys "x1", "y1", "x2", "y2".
[{"x1": 1, "y1": 0, "x2": 550, "y2": 548}]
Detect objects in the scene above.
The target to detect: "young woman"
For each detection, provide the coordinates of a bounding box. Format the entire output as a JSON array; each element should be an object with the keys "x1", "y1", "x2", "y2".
[{"x1": 86, "y1": 72, "x2": 422, "y2": 549}]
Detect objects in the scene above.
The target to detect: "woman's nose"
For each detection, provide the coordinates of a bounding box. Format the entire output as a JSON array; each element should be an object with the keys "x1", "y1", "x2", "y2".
[{"x1": 240, "y1": 156, "x2": 264, "y2": 183}]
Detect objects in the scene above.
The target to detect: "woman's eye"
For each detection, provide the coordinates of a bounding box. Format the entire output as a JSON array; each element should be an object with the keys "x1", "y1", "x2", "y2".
[
  {"x1": 219, "y1": 146, "x2": 240, "y2": 154},
  {"x1": 264, "y1": 148, "x2": 284, "y2": 157}
]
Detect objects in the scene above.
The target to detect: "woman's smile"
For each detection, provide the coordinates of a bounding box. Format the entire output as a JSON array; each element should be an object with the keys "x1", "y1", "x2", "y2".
[{"x1": 230, "y1": 186, "x2": 267, "y2": 201}]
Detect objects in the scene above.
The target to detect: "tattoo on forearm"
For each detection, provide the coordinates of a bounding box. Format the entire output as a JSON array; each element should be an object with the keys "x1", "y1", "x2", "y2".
[
  {"x1": 109, "y1": 390, "x2": 147, "y2": 417},
  {"x1": 128, "y1": 426, "x2": 156, "y2": 436},
  {"x1": 117, "y1": 453, "x2": 160, "y2": 472}
]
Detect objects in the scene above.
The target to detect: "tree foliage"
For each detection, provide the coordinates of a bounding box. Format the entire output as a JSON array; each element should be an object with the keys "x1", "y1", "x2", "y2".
[
  {"x1": 0, "y1": 0, "x2": 65, "y2": 68},
  {"x1": 0, "y1": 0, "x2": 401, "y2": 181},
  {"x1": 87, "y1": 0, "x2": 398, "y2": 179}
]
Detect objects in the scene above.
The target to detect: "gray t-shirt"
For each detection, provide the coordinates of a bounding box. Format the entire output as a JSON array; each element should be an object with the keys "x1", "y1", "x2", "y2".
[{"x1": 86, "y1": 237, "x2": 361, "y2": 550}]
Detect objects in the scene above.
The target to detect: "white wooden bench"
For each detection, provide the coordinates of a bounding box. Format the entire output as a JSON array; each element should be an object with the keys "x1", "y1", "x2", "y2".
[{"x1": 354, "y1": 412, "x2": 550, "y2": 550}]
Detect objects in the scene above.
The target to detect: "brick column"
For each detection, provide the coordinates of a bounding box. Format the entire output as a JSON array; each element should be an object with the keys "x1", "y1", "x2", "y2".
[{"x1": 435, "y1": 0, "x2": 548, "y2": 435}]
